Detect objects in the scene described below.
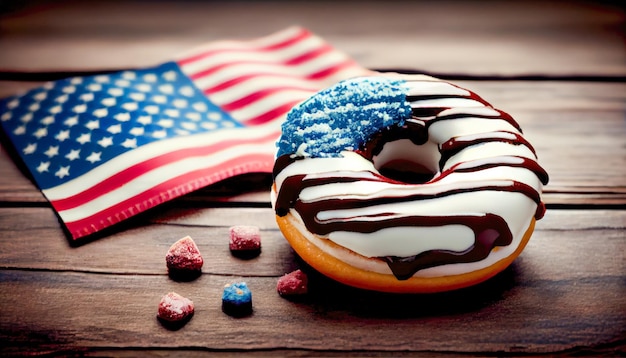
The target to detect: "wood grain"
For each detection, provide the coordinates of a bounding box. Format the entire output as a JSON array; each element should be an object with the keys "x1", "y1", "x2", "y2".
[
  {"x1": 0, "y1": 208, "x2": 624, "y2": 355},
  {"x1": 0, "y1": 1, "x2": 623, "y2": 76},
  {"x1": 0, "y1": 0, "x2": 624, "y2": 355},
  {"x1": 0, "y1": 207, "x2": 624, "y2": 274},
  {"x1": 1, "y1": 269, "x2": 624, "y2": 355},
  {"x1": 2, "y1": 81, "x2": 625, "y2": 205}
]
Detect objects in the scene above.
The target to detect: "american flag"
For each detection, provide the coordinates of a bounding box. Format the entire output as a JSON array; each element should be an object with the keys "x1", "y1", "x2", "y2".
[{"x1": 0, "y1": 27, "x2": 370, "y2": 240}]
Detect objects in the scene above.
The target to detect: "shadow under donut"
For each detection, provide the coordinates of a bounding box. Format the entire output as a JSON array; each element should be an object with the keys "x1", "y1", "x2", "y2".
[{"x1": 292, "y1": 255, "x2": 522, "y2": 319}]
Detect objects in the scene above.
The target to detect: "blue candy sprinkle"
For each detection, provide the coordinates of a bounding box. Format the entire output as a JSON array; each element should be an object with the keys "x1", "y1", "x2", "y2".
[
  {"x1": 222, "y1": 282, "x2": 252, "y2": 305},
  {"x1": 276, "y1": 77, "x2": 412, "y2": 158}
]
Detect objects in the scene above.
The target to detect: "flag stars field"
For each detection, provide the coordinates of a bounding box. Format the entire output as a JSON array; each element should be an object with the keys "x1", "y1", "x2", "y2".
[{"x1": 0, "y1": 61, "x2": 241, "y2": 190}]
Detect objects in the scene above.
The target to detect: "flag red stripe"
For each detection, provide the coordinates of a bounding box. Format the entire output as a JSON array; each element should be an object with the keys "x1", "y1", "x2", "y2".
[
  {"x1": 307, "y1": 59, "x2": 362, "y2": 80},
  {"x1": 187, "y1": 61, "x2": 252, "y2": 81},
  {"x1": 63, "y1": 153, "x2": 275, "y2": 239},
  {"x1": 202, "y1": 72, "x2": 282, "y2": 94},
  {"x1": 186, "y1": 44, "x2": 333, "y2": 82},
  {"x1": 178, "y1": 28, "x2": 311, "y2": 66},
  {"x1": 201, "y1": 59, "x2": 360, "y2": 96},
  {"x1": 242, "y1": 101, "x2": 301, "y2": 126},
  {"x1": 262, "y1": 28, "x2": 310, "y2": 51},
  {"x1": 285, "y1": 44, "x2": 334, "y2": 65},
  {"x1": 220, "y1": 86, "x2": 312, "y2": 111},
  {"x1": 51, "y1": 131, "x2": 279, "y2": 211},
  {"x1": 185, "y1": 45, "x2": 333, "y2": 80},
  {"x1": 216, "y1": 60, "x2": 362, "y2": 122}
]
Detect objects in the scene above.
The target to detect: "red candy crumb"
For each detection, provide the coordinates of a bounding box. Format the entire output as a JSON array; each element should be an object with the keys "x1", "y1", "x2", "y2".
[
  {"x1": 229, "y1": 225, "x2": 261, "y2": 252},
  {"x1": 277, "y1": 269, "x2": 308, "y2": 297},
  {"x1": 157, "y1": 292, "x2": 194, "y2": 323},
  {"x1": 166, "y1": 236, "x2": 203, "y2": 272}
]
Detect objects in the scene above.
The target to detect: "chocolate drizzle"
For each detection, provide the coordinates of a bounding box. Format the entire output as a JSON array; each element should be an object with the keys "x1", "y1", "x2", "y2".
[
  {"x1": 355, "y1": 119, "x2": 427, "y2": 159},
  {"x1": 272, "y1": 154, "x2": 301, "y2": 180},
  {"x1": 442, "y1": 156, "x2": 550, "y2": 187},
  {"x1": 274, "y1": 155, "x2": 548, "y2": 222},
  {"x1": 273, "y1": 158, "x2": 539, "y2": 280},
  {"x1": 439, "y1": 131, "x2": 537, "y2": 170},
  {"x1": 273, "y1": 172, "x2": 514, "y2": 279},
  {"x1": 385, "y1": 227, "x2": 504, "y2": 280}
]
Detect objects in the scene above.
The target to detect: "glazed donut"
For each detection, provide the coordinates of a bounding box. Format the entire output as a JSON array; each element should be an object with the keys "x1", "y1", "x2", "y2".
[{"x1": 271, "y1": 75, "x2": 549, "y2": 293}]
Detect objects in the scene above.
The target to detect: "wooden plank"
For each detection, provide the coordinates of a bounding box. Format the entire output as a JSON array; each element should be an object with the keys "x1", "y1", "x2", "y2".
[
  {"x1": 0, "y1": 81, "x2": 40, "y2": 98},
  {"x1": 0, "y1": 1, "x2": 623, "y2": 76},
  {"x1": 0, "y1": 206, "x2": 624, "y2": 274},
  {"x1": 0, "y1": 144, "x2": 44, "y2": 203},
  {"x1": 0, "y1": 207, "x2": 296, "y2": 276},
  {"x1": 456, "y1": 81, "x2": 626, "y2": 194},
  {"x1": 0, "y1": 269, "x2": 624, "y2": 355},
  {"x1": 1, "y1": 81, "x2": 624, "y2": 205},
  {"x1": 0, "y1": 209, "x2": 624, "y2": 355}
]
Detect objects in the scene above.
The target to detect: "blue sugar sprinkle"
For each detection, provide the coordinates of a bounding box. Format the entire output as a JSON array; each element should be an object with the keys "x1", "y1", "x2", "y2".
[
  {"x1": 276, "y1": 77, "x2": 411, "y2": 158},
  {"x1": 222, "y1": 282, "x2": 252, "y2": 305}
]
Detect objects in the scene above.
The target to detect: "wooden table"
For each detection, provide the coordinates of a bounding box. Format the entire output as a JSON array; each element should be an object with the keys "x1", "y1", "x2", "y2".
[{"x1": 1, "y1": 1, "x2": 624, "y2": 356}]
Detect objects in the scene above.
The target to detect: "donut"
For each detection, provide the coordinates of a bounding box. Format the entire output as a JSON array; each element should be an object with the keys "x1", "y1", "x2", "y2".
[{"x1": 271, "y1": 75, "x2": 549, "y2": 293}]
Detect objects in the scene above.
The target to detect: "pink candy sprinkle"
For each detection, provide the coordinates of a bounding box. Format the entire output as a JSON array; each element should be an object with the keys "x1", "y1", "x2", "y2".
[
  {"x1": 277, "y1": 269, "x2": 308, "y2": 297},
  {"x1": 229, "y1": 225, "x2": 261, "y2": 253},
  {"x1": 166, "y1": 236, "x2": 204, "y2": 273},
  {"x1": 157, "y1": 292, "x2": 194, "y2": 323}
]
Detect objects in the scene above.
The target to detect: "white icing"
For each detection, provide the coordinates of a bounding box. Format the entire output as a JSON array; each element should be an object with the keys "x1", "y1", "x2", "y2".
[
  {"x1": 427, "y1": 117, "x2": 521, "y2": 143},
  {"x1": 313, "y1": 190, "x2": 535, "y2": 258},
  {"x1": 278, "y1": 188, "x2": 537, "y2": 278},
  {"x1": 410, "y1": 97, "x2": 485, "y2": 108},
  {"x1": 435, "y1": 166, "x2": 542, "y2": 192},
  {"x1": 443, "y1": 142, "x2": 536, "y2": 171},
  {"x1": 274, "y1": 151, "x2": 373, "y2": 190},
  {"x1": 405, "y1": 81, "x2": 470, "y2": 97},
  {"x1": 329, "y1": 225, "x2": 474, "y2": 258},
  {"x1": 452, "y1": 131, "x2": 519, "y2": 142},
  {"x1": 438, "y1": 106, "x2": 501, "y2": 117}
]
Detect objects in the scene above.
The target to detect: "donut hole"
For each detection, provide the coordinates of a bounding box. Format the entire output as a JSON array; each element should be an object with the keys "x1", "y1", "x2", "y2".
[{"x1": 372, "y1": 139, "x2": 440, "y2": 184}]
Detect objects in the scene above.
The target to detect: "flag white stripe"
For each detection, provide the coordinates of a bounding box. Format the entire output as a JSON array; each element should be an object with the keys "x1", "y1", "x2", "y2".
[
  {"x1": 183, "y1": 52, "x2": 355, "y2": 92},
  {"x1": 43, "y1": 123, "x2": 278, "y2": 200},
  {"x1": 179, "y1": 35, "x2": 326, "y2": 75},
  {"x1": 175, "y1": 26, "x2": 306, "y2": 62},
  {"x1": 227, "y1": 91, "x2": 310, "y2": 121},
  {"x1": 225, "y1": 67, "x2": 371, "y2": 121},
  {"x1": 55, "y1": 141, "x2": 276, "y2": 222},
  {"x1": 205, "y1": 65, "x2": 370, "y2": 108},
  {"x1": 204, "y1": 75, "x2": 320, "y2": 106}
]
